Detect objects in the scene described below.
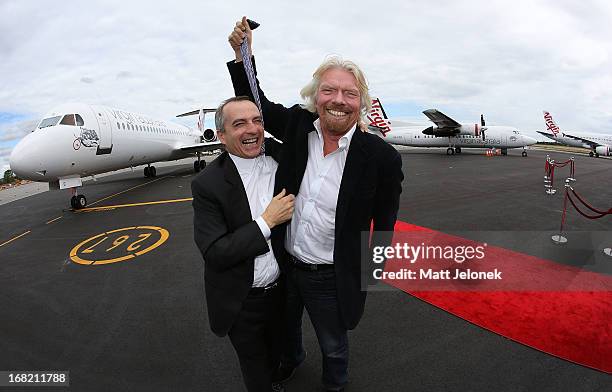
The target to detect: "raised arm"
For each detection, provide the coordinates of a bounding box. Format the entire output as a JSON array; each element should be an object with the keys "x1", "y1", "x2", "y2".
[{"x1": 226, "y1": 16, "x2": 294, "y2": 141}]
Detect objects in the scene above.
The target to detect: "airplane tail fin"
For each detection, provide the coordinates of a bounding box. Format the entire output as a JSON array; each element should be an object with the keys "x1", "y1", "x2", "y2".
[
  {"x1": 176, "y1": 108, "x2": 217, "y2": 141},
  {"x1": 543, "y1": 111, "x2": 560, "y2": 137},
  {"x1": 367, "y1": 98, "x2": 392, "y2": 136}
]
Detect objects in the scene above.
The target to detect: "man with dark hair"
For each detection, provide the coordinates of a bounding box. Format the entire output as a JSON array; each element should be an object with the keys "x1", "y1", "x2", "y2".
[
  {"x1": 227, "y1": 17, "x2": 403, "y2": 392},
  {"x1": 192, "y1": 96, "x2": 294, "y2": 392}
]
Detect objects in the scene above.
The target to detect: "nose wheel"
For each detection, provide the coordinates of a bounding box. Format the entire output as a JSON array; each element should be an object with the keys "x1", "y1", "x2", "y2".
[
  {"x1": 194, "y1": 159, "x2": 206, "y2": 172},
  {"x1": 70, "y1": 194, "x2": 87, "y2": 209},
  {"x1": 144, "y1": 165, "x2": 156, "y2": 177}
]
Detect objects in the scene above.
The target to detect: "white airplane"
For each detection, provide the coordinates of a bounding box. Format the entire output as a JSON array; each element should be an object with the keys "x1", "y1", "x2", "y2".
[
  {"x1": 366, "y1": 98, "x2": 536, "y2": 156},
  {"x1": 537, "y1": 111, "x2": 612, "y2": 157},
  {"x1": 9, "y1": 103, "x2": 222, "y2": 209}
]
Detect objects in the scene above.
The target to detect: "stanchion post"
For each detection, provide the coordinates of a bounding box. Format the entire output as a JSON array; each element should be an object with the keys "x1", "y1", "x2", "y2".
[
  {"x1": 567, "y1": 156, "x2": 576, "y2": 182},
  {"x1": 551, "y1": 181, "x2": 570, "y2": 245},
  {"x1": 545, "y1": 158, "x2": 556, "y2": 195}
]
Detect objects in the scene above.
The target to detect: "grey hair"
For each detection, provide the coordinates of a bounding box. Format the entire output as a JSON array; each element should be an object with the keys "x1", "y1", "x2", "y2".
[
  {"x1": 300, "y1": 56, "x2": 372, "y2": 122},
  {"x1": 215, "y1": 96, "x2": 254, "y2": 132}
]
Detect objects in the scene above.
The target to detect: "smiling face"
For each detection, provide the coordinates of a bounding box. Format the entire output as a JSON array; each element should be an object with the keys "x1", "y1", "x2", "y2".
[
  {"x1": 217, "y1": 100, "x2": 264, "y2": 159},
  {"x1": 315, "y1": 67, "x2": 361, "y2": 136}
]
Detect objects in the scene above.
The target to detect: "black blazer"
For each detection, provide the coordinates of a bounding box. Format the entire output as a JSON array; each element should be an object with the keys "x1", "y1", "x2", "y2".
[
  {"x1": 228, "y1": 58, "x2": 403, "y2": 329},
  {"x1": 191, "y1": 139, "x2": 282, "y2": 337}
]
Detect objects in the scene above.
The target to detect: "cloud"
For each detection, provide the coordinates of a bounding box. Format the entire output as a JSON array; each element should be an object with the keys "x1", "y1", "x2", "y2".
[
  {"x1": 0, "y1": 0, "x2": 610, "y2": 136},
  {"x1": 0, "y1": 119, "x2": 37, "y2": 142}
]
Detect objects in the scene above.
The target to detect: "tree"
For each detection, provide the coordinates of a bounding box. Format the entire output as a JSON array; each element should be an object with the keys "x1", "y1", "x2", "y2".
[{"x1": 3, "y1": 169, "x2": 15, "y2": 184}]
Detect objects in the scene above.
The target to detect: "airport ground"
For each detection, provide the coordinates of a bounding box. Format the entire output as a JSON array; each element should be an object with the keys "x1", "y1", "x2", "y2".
[{"x1": 0, "y1": 147, "x2": 610, "y2": 391}]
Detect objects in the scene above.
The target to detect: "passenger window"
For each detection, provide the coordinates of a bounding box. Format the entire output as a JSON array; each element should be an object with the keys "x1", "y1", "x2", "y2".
[{"x1": 60, "y1": 114, "x2": 76, "y2": 126}]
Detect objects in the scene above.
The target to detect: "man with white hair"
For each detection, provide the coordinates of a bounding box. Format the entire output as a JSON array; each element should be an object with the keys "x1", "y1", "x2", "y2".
[{"x1": 228, "y1": 17, "x2": 403, "y2": 392}]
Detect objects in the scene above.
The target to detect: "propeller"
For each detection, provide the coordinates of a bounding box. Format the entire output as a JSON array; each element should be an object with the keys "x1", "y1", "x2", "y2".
[{"x1": 480, "y1": 114, "x2": 488, "y2": 140}]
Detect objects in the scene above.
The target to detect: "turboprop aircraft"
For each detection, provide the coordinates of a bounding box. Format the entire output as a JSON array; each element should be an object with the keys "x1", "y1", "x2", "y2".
[
  {"x1": 9, "y1": 103, "x2": 221, "y2": 209},
  {"x1": 366, "y1": 98, "x2": 536, "y2": 156}
]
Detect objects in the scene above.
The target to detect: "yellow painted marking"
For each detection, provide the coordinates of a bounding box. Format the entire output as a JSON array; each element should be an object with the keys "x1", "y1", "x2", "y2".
[
  {"x1": 69, "y1": 226, "x2": 169, "y2": 265},
  {"x1": 87, "y1": 177, "x2": 167, "y2": 207},
  {"x1": 81, "y1": 236, "x2": 108, "y2": 254},
  {"x1": 46, "y1": 216, "x2": 63, "y2": 225},
  {"x1": 77, "y1": 197, "x2": 193, "y2": 212},
  {"x1": 0, "y1": 231, "x2": 31, "y2": 248},
  {"x1": 126, "y1": 233, "x2": 152, "y2": 252},
  {"x1": 105, "y1": 235, "x2": 130, "y2": 251}
]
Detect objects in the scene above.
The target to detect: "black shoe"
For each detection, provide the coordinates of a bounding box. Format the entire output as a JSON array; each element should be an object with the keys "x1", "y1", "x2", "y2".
[
  {"x1": 273, "y1": 351, "x2": 307, "y2": 383},
  {"x1": 273, "y1": 365, "x2": 297, "y2": 383},
  {"x1": 271, "y1": 382, "x2": 285, "y2": 392}
]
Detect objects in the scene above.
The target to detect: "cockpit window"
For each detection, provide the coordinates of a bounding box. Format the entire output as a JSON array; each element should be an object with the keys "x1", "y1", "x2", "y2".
[
  {"x1": 38, "y1": 116, "x2": 61, "y2": 129},
  {"x1": 76, "y1": 114, "x2": 84, "y2": 126},
  {"x1": 60, "y1": 114, "x2": 76, "y2": 126}
]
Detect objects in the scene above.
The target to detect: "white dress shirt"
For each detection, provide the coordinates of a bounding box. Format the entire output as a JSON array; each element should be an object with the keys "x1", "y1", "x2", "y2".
[
  {"x1": 285, "y1": 120, "x2": 356, "y2": 264},
  {"x1": 229, "y1": 153, "x2": 280, "y2": 287}
]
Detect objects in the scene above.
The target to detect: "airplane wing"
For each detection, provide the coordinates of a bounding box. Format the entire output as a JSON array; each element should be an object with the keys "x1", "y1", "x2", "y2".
[
  {"x1": 176, "y1": 141, "x2": 224, "y2": 153},
  {"x1": 422, "y1": 109, "x2": 461, "y2": 131},
  {"x1": 561, "y1": 133, "x2": 600, "y2": 148},
  {"x1": 536, "y1": 131, "x2": 557, "y2": 141}
]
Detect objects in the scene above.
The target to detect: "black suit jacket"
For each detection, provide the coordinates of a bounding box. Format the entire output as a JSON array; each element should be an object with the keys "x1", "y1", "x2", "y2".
[
  {"x1": 191, "y1": 139, "x2": 282, "y2": 337},
  {"x1": 228, "y1": 58, "x2": 403, "y2": 329}
]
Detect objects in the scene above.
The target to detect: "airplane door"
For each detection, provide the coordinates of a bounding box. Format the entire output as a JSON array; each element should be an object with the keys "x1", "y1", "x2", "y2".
[{"x1": 91, "y1": 107, "x2": 113, "y2": 155}]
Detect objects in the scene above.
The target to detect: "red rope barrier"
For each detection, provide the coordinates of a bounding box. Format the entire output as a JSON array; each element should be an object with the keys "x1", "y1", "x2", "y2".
[
  {"x1": 553, "y1": 161, "x2": 571, "y2": 168},
  {"x1": 570, "y1": 188, "x2": 612, "y2": 215},
  {"x1": 566, "y1": 192, "x2": 610, "y2": 219}
]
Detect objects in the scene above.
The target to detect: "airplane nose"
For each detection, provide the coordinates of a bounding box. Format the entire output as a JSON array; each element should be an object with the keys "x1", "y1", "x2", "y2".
[
  {"x1": 523, "y1": 135, "x2": 538, "y2": 146},
  {"x1": 9, "y1": 135, "x2": 42, "y2": 180},
  {"x1": 9, "y1": 139, "x2": 30, "y2": 178}
]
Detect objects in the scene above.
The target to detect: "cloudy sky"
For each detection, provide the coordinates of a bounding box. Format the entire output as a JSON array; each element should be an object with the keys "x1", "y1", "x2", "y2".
[{"x1": 1, "y1": 0, "x2": 612, "y2": 173}]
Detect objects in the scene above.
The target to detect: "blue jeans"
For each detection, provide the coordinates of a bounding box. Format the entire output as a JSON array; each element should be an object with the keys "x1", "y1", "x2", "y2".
[{"x1": 281, "y1": 264, "x2": 348, "y2": 390}]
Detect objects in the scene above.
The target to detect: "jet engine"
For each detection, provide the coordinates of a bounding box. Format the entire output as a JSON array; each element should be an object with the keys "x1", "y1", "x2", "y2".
[
  {"x1": 202, "y1": 128, "x2": 217, "y2": 142},
  {"x1": 595, "y1": 146, "x2": 611, "y2": 156}
]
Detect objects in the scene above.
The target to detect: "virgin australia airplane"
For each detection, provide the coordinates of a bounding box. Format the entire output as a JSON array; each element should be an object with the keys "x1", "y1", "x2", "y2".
[
  {"x1": 537, "y1": 111, "x2": 612, "y2": 157},
  {"x1": 366, "y1": 98, "x2": 536, "y2": 156},
  {"x1": 9, "y1": 103, "x2": 221, "y2": 209}
]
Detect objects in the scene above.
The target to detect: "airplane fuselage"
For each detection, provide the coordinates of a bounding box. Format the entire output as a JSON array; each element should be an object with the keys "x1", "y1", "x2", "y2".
[
  {"x1": 373, "y1": 124, "x2": 534, "y2": 149},
  {"x1": 10, "y1": 103, "x2": 201, "y2": 182}
]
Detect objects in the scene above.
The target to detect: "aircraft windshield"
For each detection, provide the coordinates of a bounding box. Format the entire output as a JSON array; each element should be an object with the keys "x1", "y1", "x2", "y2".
[
  {"x1": 38, "y1": 116, "x2": 61, "y2": 129},
  {"x1": 59, "y1": 114, "x2": 85, "y2": 126}
]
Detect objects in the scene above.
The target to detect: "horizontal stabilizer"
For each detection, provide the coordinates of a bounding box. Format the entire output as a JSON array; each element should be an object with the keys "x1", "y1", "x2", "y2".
[{"x1": 176, "y1": 108, "x2": 216, "y2": 118}]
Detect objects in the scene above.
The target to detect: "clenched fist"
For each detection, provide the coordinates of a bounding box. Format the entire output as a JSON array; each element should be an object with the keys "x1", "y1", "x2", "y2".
[{"x1": 228, "y1": 16, "x2": 253, "y2": 62}]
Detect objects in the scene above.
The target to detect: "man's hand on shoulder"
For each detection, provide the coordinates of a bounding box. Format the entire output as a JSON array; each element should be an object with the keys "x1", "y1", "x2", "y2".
[{"x1": 261, "y1": 189, "x2": 295, "y2": 229}]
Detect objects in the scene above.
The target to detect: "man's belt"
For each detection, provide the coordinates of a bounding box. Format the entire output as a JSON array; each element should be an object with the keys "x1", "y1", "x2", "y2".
[
  {"x1": 290, "y1": 255, "x2": 334, "y2": 271},
  {"x1": 249, "y1": 279, "x2": 280, "y2": 294}
]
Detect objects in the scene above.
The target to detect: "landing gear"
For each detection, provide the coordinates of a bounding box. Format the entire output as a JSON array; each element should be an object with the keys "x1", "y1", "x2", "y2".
[
  {"x1": 144, "y1": 165, "x2": 156, "y2": 178},
  {"x1": 455, "y1": 147, "x2": 462, "y2": 154},
  {"x1": 501, "y1": 148, "x2": 508, "y2": 156},
  {"x1": 446, "y1": 147, "x2": 455, "y2": 155},
  {"x1": 521, "y1": 149, "x2": 528, "y2": 157},
  {"x1": 194, "y1": 153, "x2": 206, "y2": 172},
  {"x1": 70, "y1": 194, "x2": 87, "y2": 209}
]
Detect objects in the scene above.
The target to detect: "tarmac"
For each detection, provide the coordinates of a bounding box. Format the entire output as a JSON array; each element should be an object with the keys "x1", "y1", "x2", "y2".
[{"x1": 0, "y1": 148, "x2": 610, "y2": 392}]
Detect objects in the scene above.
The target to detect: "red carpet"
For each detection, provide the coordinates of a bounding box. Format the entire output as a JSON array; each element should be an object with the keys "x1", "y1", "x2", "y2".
[{"x1": 383, "y1": 221, "x2": 612, "y2": 373}]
